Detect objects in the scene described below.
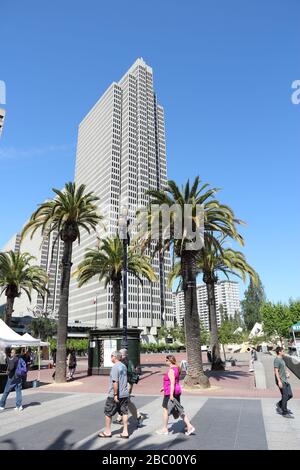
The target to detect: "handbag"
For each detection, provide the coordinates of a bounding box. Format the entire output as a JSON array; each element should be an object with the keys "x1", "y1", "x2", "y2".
[{"x1": 167, "y1": 397, "x2": 184, "y2": 419}]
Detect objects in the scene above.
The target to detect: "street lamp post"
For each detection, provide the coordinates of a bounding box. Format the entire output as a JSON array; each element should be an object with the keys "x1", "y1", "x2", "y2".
[
  {"x1": 119, "y1": 207, "x2": 129, "y2": 350},
  {"x1": 94, "y1": 296, "x2": 98, "y2": 329}
]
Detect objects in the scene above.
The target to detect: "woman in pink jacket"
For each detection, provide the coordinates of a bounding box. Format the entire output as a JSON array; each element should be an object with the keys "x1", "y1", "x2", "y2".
[{"x1": 156, "y1": 354, "x2": 195, "y2": 436}]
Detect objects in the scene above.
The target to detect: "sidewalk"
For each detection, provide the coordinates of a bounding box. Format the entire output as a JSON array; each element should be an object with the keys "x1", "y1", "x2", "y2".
[
  {"x1": 0, "y1": 389, "x2": 300, "y2": 450},
  {"x1": 1, "y1": 352, "x2": 300, "y2": 450}
]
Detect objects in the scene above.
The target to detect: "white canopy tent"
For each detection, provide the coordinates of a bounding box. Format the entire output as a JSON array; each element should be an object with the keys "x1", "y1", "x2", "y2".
[
  {"x1": 0, "y1": 320, "x2": 49, "y2": 382},
  {"x1": 22, "y1": 332, "x2": 41, "y2": 345},
  {"x1": 0, "y1": 319, "x2": 34, "y2": 346}
]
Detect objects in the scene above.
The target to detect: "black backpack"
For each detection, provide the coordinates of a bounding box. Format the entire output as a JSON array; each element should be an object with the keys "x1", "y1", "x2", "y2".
[{"x1": 127, "y1": 361, "x2": 140, "y2": 385}]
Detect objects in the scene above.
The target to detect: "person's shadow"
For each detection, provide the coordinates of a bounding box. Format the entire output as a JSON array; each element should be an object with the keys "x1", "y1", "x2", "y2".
[{"x1": 22, "y1": 401, "x2": 41, "y2": 409}]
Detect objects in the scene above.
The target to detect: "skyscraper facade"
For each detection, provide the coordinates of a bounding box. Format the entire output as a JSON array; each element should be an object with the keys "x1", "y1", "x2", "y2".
[
  {"x1": 173, "y1": 280, "x2": 241, "y2": 331},
  {"x1": 0, "y1": 228, "x2": 63, "y2": 317},
  {"x1": 69, "y1": 58, "x2": 173, "y2": 335}
]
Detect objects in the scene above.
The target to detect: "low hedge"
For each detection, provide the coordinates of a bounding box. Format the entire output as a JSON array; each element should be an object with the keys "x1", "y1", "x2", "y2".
[{"x1": 140, "y1": 342, "x2": 186, "y2": 353}]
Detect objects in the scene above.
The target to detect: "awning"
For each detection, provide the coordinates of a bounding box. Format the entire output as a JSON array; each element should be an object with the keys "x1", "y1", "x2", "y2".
[{"x1": 291, "y1": 322, "x2": 300, "y2": 332}]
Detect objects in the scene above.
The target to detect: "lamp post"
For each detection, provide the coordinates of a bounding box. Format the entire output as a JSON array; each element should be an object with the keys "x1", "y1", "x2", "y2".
[
  {"x1": 119, "y1": 207, "x2": 129, "y2": 350},
  {"x1": 94, "y1": 296, "x2": 98, "y2": 329}
]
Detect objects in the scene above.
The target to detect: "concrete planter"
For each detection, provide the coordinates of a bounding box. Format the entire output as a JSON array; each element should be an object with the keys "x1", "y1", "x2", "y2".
[{"x1": 283, "y1": 355, "x2": 300, "y2": 379}]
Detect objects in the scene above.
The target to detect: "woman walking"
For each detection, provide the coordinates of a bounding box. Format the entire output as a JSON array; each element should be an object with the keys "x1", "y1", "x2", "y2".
[{"x1": 156, "y1": 354, "x2": 195, "y2": 436}]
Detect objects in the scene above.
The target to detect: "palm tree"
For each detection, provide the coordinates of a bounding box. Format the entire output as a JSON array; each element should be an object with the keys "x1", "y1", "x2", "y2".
[
  {"x1": 0, "y1": 251, "x2": 48, "y2": 326},
  {"x1": 74, "y1": 235, "x2": 157, "y2": 327},
  {"x1": 139, "y1": 176, "x2": 243, "y2": 388},
  {"x1": 197, "y1": 236, "x2": 257, "y2": 370},
  {"x1": 169, "y1": 238, "x2": 257, "y2": 371},
  {"x1": 21, "y1": 182, "x2": 102, "y2": 383},
  {"x1": 30, "y1": 316, "x2": 57, "y2": 341}
]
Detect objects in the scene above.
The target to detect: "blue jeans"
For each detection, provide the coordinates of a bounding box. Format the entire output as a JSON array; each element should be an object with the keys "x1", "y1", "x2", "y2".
[{"x1": 0, "y1": 376, "x2": 22, "y2": 408}]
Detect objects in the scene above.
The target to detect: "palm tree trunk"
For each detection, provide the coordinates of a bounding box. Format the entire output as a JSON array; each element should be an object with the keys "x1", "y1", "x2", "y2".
[
  {"x1": 112, "y1": 280, "x2": 121, "y2": 328},
  {"x1": 182, "y1": 251, "x2": 210, "y2": 389},
  {"x1": 222, "y1": 343, "x2": 227, "y2": 362},
  {"x1": 4, "y1": 296, "x2": 15, "y2": 327},
  {"x1": 55, "y1": 240, "x2": 73, "y2": 383},
  {"x1": 206, "y1": 279, "x2": 225, "y2": 371}
]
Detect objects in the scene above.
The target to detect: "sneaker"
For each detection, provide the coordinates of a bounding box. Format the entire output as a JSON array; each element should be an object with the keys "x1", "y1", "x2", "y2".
[
  {"x1": 155, "y1": 429, "x2": 169, "y2": 435},
  {"x1": 137, "y1": 416, "x2": 143, "y2": 428},
  {"x1": 282, "y1": 413, "x2": 294, "y2": 419},
  {"x1": 0, "y1": 407, "x2": 4, "y2": 411},
  {"x1": 14, "y1": 406, "x2": 23, "y2": 411}
]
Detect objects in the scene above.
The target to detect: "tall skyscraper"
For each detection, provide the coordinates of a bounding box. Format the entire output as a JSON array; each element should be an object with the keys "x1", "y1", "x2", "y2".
[
  {"x1": 69, "y1": 58, "x2": 173, "y2": 335},
  {"x1": 173, "y1": 280, "x2": 241, "y2": 331}
]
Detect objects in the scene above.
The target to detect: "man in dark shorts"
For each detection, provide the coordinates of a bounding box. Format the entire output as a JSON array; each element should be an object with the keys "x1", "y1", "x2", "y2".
[
  {"x1": 98, "y1": 351, "x2": 129, "y2": 438},
  {"x1": 274, "y1": 346, "x2": 293, "y2": 418}
]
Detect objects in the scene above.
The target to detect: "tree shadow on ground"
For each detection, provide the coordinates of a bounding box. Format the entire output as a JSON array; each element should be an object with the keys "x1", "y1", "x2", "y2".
[
  {"x1": 0, "y1": 438, "x2": 18, "y2": 450},
  {"x1": 77, "y1": 429, "x2": 190, "y2": 451},
  {"x1": 204, "y1": 369, "x2": 252, "y2": 382},
  {"x1": 139, "y1": 370, "x2": 161, "y2": 381},
  {"x1": 46, "y1": 429, "x2": 74, "y2": 450}
]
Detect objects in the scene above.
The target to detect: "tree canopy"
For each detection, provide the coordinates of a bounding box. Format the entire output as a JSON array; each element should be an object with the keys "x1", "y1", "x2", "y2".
[
  {"x1": 241, "y1": 277, "x2": 266, "y2": 330},
  {"x1": 261, "y1": 300, "x2": 300, "y2": 343}
]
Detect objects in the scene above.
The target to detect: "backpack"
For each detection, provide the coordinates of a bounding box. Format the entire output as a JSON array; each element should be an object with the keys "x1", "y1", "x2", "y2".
[
  {"x1": 15, "y1": 358, "x2": 27, "y2": 378},
  {"x1": 127, "y1": 360, "x2": 140, "y2": 385}
]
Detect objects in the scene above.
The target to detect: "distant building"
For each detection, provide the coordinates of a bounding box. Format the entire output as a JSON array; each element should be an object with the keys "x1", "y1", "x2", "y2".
[
  {"x1": 173, "y1": 280, "x2": 241, "y2": 330},
  {"x1": 0, "y1": 226, "x2": 63, "y2": 318},
  {"x1": 173, "y1": 291, "x2": 185, "y2": 326}
]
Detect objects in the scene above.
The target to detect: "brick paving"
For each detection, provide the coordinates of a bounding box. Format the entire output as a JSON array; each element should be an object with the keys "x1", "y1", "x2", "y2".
[{"x1": 26, "y1": 352, "x2": 300, "y2": 398}]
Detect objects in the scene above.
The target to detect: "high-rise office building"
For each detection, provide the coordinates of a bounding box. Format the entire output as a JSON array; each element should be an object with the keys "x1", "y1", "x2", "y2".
[
  {"x1": 0, "y1": 227, "x2": 63, "y2": 317},
  {"x1": 215, "y1": 280, "x2": 240, "y2": 320},
  {"x1": 173, "y1": 291, "x2": 185, "y2": 326},
  {"x1": 69, "y1": 58, "x2": 173, "y2": 335},
  {"x1": 173, "y1": 280, "x2": 241, "y2": 331}
]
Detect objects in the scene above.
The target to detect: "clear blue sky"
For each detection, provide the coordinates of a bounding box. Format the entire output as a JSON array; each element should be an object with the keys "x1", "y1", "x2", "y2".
[{"x1": 1, "y1": 0, "x2": 299, "y2": 303}]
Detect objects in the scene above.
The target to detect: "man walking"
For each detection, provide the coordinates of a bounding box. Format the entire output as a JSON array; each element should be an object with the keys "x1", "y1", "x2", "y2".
[
  {"x1": 98, "y1": 351, "x2": 129, "y2": 438},
  {"x1": 274, "y1": 346, "x2": 293, "y2": 418},
  {"x1": 116, "y1": 348, "x2": 143, "y2": 427},
  {"x1": 0, "y1": 348, "x2": 23, "y2": 411}
]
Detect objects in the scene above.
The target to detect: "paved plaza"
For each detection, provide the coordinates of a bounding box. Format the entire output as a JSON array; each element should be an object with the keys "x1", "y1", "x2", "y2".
[
  {"x1": 0, "y1": 390, "x2": 300, "y2": 450},
  {"x1": 0, "y1": 352, "x2": 300, "y2": 450}
]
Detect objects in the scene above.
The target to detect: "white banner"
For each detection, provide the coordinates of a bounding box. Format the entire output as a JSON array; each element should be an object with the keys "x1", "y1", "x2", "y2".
[{"x1": 103, "y1": 339, "x2": 117, "y2": 367}]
